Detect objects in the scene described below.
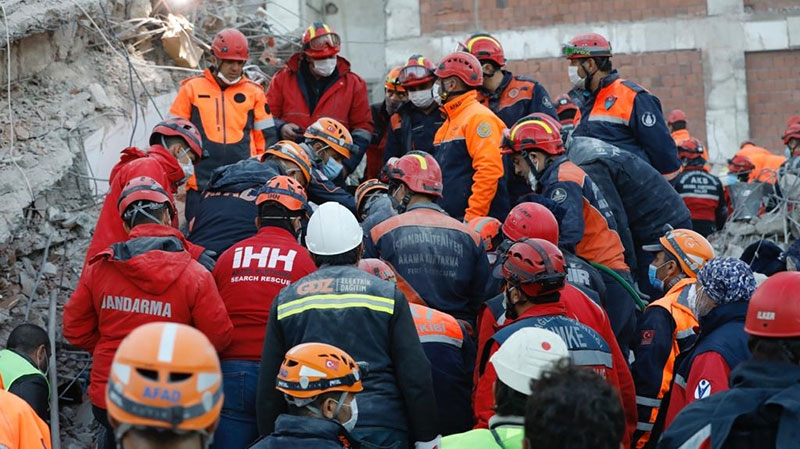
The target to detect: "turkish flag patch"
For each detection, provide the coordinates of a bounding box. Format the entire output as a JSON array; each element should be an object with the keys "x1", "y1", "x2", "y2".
[{"x1": 640, "y1": 329, "x2": 655, "y2": 345}]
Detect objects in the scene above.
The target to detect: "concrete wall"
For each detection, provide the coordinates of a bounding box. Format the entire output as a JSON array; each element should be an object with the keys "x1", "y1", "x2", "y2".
[{"x1": 384, "y1": 0, "x2": 800, "y2": 164}]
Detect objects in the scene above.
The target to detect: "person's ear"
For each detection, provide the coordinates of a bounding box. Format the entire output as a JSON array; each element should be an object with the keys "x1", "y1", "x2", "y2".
[
  {"x1": 321, "y1": 397, "x2": 337, "y2": 420},
  {"x1": 160, "y1": 208, "x2": 172, "y2": 226}
]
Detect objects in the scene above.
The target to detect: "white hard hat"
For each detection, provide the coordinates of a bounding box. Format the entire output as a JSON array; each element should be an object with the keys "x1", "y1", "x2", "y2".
[
  {"x1": 306, "y1": 202, "x2": 363, "y2": 256},
  {"x1": 490, "y1": 327, "x2": 568, "y2": 395}
]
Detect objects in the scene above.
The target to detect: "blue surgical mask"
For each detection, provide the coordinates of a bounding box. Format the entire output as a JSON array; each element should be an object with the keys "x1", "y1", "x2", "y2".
[
  {"x1": 648, "y1": 263, "x2": 665, "y2": 291},
  {"x1": 724, "y1": 174, "x2": 739, "y2": 186},
  {"x1": 321, "y1": 157, "x2": 343, "y2": 179}
]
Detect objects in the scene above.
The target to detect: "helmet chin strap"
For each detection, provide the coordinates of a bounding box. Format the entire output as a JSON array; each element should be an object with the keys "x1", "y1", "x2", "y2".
[{"x1": 393, "y1": 185, "x2": 413, "y2": 213}]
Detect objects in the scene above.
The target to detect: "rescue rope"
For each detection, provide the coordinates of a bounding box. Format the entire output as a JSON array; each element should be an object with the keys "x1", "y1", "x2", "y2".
[{"x1": 589, "y1": 262, "x2": 646, "y2": 311}]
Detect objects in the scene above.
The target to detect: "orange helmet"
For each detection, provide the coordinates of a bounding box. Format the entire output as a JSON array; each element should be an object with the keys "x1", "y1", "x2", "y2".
[
  {"x1": 358, "y1": 258, "x2": 397, "y2": 283},
  {"x1": 262, "y1": 140, "x2": 313, "y2": 185},
  {"x1": 467, "y1": 216, "x2": 503, "y2": 252},
  {"x1": 301, "y1": 22, "x2": 341, "y2": 59},
  {"x1": 256, "y1": 175, "x2": 309, "y2": 214},
  {"x1": 106, "y1": 323, "x2": 222, "y2": 437},
  {"x1": 355, "y1": 179, "x2": 389, "y2": 216},
  {"x1": 385, "y1": 66, "x2": 406, "y2": 92},
  {"x1": 276, "y1": 342, "x2": 364, "y2": 402},
  {"x1": 677, "y1": 138, "x2": 706, "y2": 160},
  {"x1": 667, "y1": 109, "x2": 687, "y2": 125},
  {"x1": 642, "y1": 229, "x2": 714, "y2": 278},
  {"x1": 304, "y1": 117, "x2": 356, "y2": 159},
  {"x1": 460, "y1": 33, "x2": 505, "y2": 67}
]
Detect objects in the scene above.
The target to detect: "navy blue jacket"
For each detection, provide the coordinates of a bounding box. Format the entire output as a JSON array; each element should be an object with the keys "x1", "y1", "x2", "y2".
[
  {"x1": 657, "y1": 361, "x2": 800, "y2": 449},
  {"x1": 572, "y1": 70, "x2": 680, "y2": 180},
  {"x1": 568, "y1": 136, "x2": 691, "y2": 269},
  {"x1": 188, "y1": 158, "x2": 283, "y2": 257},
  {"x1": 384, "y1": 103, "x2": 443, "y2": 162},
  {"x1": 364, "y1": 202, "x2": 491, "y2": 323},
  {"x1": 308, "y1": 167, "x2": 357, "y2": 214},
  {"x1": 256, "y1": 265, "x2": 439, "y2": 441},
  {"x1": 250, "y1": 414, "x2": 361, "y2": 449}
]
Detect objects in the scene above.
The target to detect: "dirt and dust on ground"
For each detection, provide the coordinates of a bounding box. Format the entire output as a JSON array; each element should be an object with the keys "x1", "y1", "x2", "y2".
[{"x1": 0, "y1": 0, "x2": 300, "y2": 445}]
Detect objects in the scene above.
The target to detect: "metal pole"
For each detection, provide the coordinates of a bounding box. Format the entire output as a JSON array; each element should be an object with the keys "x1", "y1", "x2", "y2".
[{"x1": 48, "y1": 289, "x2": 61, "y2": 449}]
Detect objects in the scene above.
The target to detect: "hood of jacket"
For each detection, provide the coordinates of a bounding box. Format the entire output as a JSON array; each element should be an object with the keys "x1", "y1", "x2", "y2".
[
  {"x1": 110, "y1": 145, "x2": 185, "y2": 191},
  {"x1": 567, "y1": 136, "x2": 625, "y2": 166}
]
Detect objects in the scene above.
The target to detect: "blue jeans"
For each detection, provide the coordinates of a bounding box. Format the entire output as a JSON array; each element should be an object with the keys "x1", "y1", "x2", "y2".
[
  {"x1": 211, "y1": 360, "x2": 260, "y2": 449},
  {"x1": 352, "y1": 427, "x2": 409, "y2": 449}
]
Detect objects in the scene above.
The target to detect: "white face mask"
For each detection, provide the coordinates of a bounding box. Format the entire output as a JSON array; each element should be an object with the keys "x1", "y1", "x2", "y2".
[
  {"x1": 432, "y1": 82, "x2": 444, "y2": 106},
  {"x1": 409, "y1": 88, "x2": 435, "y2": 108},
  {"x1": 568, "y1": 65, "x2": 585, "y2": 90},
  {"x1": 339, "y1": 397, "x2": 358, "y2": 433},
  {"x1": 177, "y1": 149, "x2": 195, "y2": 183},
  {"x1": 216, "y1": 71, "x2": 242, "y2": 86},
  {"x1": 312, "y1": 57, "x2": 337, "y2": 77}
]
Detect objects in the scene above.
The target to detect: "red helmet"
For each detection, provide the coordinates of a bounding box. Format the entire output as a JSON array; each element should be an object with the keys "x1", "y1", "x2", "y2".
[
  {"x1": 434, "y1": 51, "x2": 483, "y2": 87},
  {"x1": 667, "y1": 109, "x2": 687, "y2": 125},
  {"x1": 460, "y1": 33, "x2": 505, "y2": 67},
  {"x1": 385, "y1": 66, "x2": 406, "y2": 92},
  {"x1": 555, "y1": 94, "x2": 578, "y2": 121},
  {"x1": 745, "y1": 271, "x2": 800, "y2": 337},
  {"x1": 211, "y1": 29, "x2": 249, "y2": 61},
  {"x1": 255, "y1": 175, "x2": 309, "y2": 214},
  {"x1": 117, "y1": 176, "x2": 174, "y2": 219},
  {"x1": 678, "y1": 138, "x2": 706, "y2": 160},
  {"x1": 399, "y1": 54, "x2": 436, "y2": 88},
  {"x1": 502, "y1": 238, "x2": 567, "y2": 297},
  {"x1": 355, "y1": 179, "x2": 389, "y2": 216},
  {"x1": 502, "y1": 202, "x2": 559, "y2": 245},
  {"x1": 728, "y1": 155, "x2": 755, "y2": 174},
  {"x1": 787, "y1": 115, "x2": 800, "y2": 128},
  {"x1": 302, "y1": 22, "x2": 341, "y2": 59},
  {"x1": 563, "y1": 33, "x2": 612, "y2": 59},
  {"x1": 502, "y1": 115, "x2": 564, "y2": 156},
  {"x1": 358, "y1": 258, "x2": 397, "y2": 283},
  {"x1": 782, "y1": 123, "x2": 800, "y2": 145},
  {"x1": 384, "y1": 151, "x2": 443, "y2": 198},
  {"x1": 467, "y1": 216, "x2": 503, "y2": 252},
  {"x1": 150, "y1": 118, "x2": 206, "y2": 159}
]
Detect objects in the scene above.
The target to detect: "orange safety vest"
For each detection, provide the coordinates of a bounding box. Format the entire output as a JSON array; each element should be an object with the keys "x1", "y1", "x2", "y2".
[
  {"x1": 409, "y1": 304, "x2": 464, "y2": 348},
  {"x1": 635, "y1": 277, "x2": 698, "y2": 448},
  {"x1": 0, "y1": 385, "x2": 52, "y2": 449}
]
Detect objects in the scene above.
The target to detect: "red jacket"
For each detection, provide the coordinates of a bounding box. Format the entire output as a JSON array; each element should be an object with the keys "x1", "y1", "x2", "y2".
[
  {"x1": 213, "y1": 226, "x2": 316, "y2": 361},
  {"x1": 472, "y1": 285, "x2": 636, "y2": 446},
  {"x1": 266, "y1": 53, "x2": 372, "y2": 168},
  {"x1": 64, "y1": 224, "x2": 232, "y2": 408},
  {"x1": 83, "y1": 145, "x2": 184, "y2": 268}
]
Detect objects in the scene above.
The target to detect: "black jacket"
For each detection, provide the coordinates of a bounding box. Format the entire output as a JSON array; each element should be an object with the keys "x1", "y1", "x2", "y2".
[{"x1": 256, "y1": 265, "x2": 439, "y2": 442}]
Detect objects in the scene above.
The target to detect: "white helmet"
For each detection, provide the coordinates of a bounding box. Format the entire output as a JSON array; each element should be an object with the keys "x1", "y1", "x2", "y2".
[
  {"x1": 490, "y1": 328, "x2": 568, "y2": 395},
  {"x1": 306, "y1": 202, "x2": 363, "y2": 256}
]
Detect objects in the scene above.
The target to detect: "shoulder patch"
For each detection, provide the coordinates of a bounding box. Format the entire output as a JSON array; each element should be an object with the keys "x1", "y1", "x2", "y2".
[
  {"x1": 542, "y1": 95, "x2": 553, "y2": 109},
  {"x1": 641, "y1": 112, "x2": 657, "y2": 127},
  {"x1": 477, "y1": 122, "x2": 492, "y2": 138},
  {"x1": 694, "y1": 379, "x2": 711, "y2": 399},
  {"x1": 508, "y1": 88, "x2": 520, "y2": 99},
  {"x1": 550, "y1": 187, "x2": 568, "y2": 203},
  {"x1": 640, "y1": 329, "x2": 655, "y2": 345}
]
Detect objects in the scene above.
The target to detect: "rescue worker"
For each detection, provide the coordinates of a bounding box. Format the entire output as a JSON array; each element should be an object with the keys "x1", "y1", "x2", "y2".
[
  {"x1": 354, "y1": 178, "x2": 390, "y2": 222},
  {"x1": 169, "y1": 28, "x2": 278, "y2": 220},
  {"x1": 0, "y1": 324, "x2": 50, "y2": 421},
  {"x1": 657, "y1": 271, "x2": 800, "y2": 448},
  {"x1": 0, "y1": 376, "x2": 52, "y2": 449},
  {"x1": 467, "y1": 216, "x2": 503, "y2": 255},
  {"x1": 672, "y1": 138, "x2": 727, "y2": 237},
  {"x1": 735, "y1": 141, "x2": 786, "y2": 184},
  {"x1": 364, "y1": 151, "x2": 491, "y2": 323},
  {"x1": 502, "y1": 116, "x2": 637, "y2": 354},
  {"x1": 303, "y1": 117, "x2": 359, "y2": 189},
  {"x1": 385, "y1": 55, "x2": 443, "y2": 161},
  {"x1": 64, "y1": 177, "x2": 232, "y2": 449},
  {"x1": 211, "y1": 176, "x2": 316, "y2": 449},
  {"x1": 251, "y1": 343, "x2": 365, "y2": 449},
  {"x1": 433, "y1": 51, "x2": 508, "y2": 221},
  {"x1": 357, "y1": 258, "x2": 427, "y2": 319},
  {"x1": 632, "y1": 228, "x2": 714, "y2": 448},
  {"x1": 410, "y1": 303, "x2": 476, "y2": 436},
  {"x1": 563, "y1": 33, "x2": 681, "y2": 180},
  {"x1": 782, "y1": 121, "x2": 800, "y2": 158},
  {"x1": 106, "y1": 322, "x2": 224, "y2": 449},
  {"x1": 365, "y1": 67, "x2": 406, "y2": 179},
  {"x1": 526, "y1": 362, "x2": 626, "y2": 449},
  {"x1": 256, "y1": 202, "x2": 441, "y2": 449},
  {"x1": 666, "y1": 109, "x2": 709, "y2": 163},
  {"x1": 267, "y1": 22, "x2": 372, "y2": 182},
  {"x1": 567, "y1": 134, "x2": 692, "y2": 293},
  {"x1": 473, "y1": 239, "x2": 636, "y2": 445},
  {"x1": 475, "y1": 202, "x2": 609, "y2": 364},
  {"x1": 84, "y1": 118, "x2": 205, "y2": 267},
  {"x1": 187, "y1": 141, "x2": 308, "y2": 257},
  {"x1": 555, "y1": 93, "x2": 579, "y2": 142},
  {"x1": 663, "y1": 257, "x2": 756, "y2": 428},
  {"x1": 441, "y1": 328, "x2": 568, "y2": 448},
  {"x1": 460, "y1": 33, "x2": 559, "y2": 203}
]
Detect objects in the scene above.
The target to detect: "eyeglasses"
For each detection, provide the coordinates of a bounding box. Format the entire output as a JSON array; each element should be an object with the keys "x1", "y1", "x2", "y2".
[{"x1": 307, "y1": 33, "x2": 341, "y2": 51}]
